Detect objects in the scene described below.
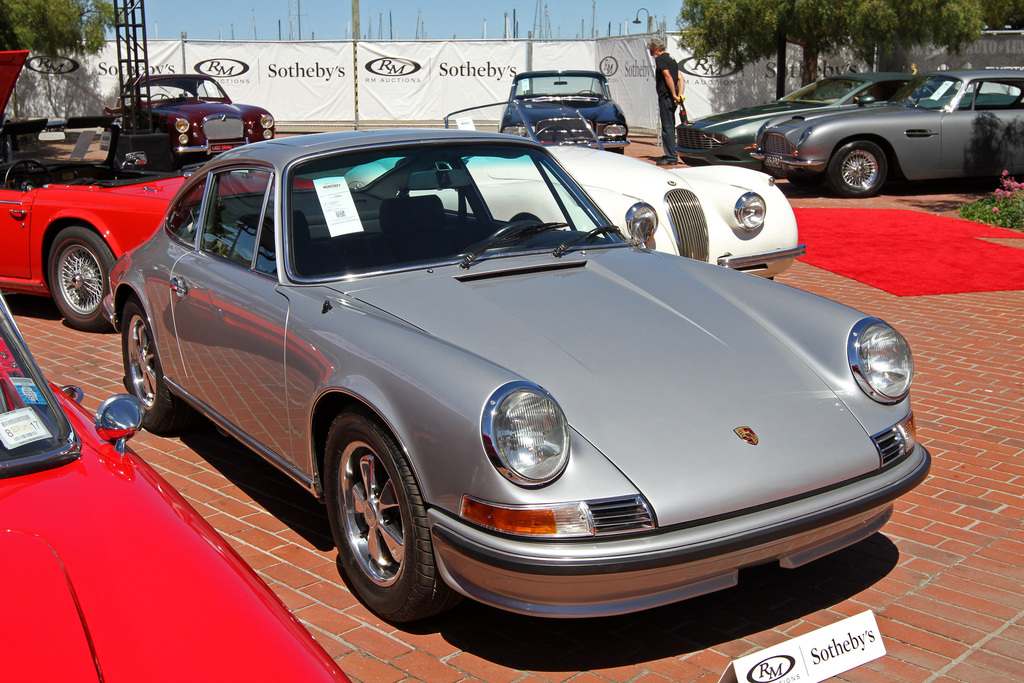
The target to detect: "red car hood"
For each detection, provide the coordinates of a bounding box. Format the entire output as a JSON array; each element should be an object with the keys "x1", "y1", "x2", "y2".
[
  {"x1": 0, "y1": 532, "x2": 101, "y2": 681},
  {"x1": 0, "y1": 51, "x2": 28, "y2": 115}
]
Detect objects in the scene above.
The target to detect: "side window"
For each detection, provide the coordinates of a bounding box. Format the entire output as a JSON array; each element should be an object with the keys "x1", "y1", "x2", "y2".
[
  {"x1": 199, "y1": 168, "x2": 272, "y2": 266},
  {"x1": 254, "y1": 186, "x2": 277, "y2": 275},
  {"x1": 862, "y1": 80, "x2": 906, "y2": 102},
  {"x1": 166, "y1": 178, "x2": 206, "y2": 245},
  {"x1": 971, "y1": 81, "x2": 1024, "y2": 110}
]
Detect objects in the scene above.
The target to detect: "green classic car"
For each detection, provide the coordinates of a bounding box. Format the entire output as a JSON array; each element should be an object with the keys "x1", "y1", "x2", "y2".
[{"x1": 676, "y1": 72, "x2": 909, "y2": 169}]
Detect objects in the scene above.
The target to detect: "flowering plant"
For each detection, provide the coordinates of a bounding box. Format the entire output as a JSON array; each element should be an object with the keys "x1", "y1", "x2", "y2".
[{"x1": 958, "y1": 171, "x2": 1024, "y2": 231}]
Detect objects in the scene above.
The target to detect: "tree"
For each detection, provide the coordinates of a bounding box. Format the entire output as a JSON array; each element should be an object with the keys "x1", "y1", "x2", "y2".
[
  {"x1": 0, "y1": 0, "x2": 113, "y2": 56},
  {"x1": 676, "y1": 0, "x2": 984, "y2": 86}
]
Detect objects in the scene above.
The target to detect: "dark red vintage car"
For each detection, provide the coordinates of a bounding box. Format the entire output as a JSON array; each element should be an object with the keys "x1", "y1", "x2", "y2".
[
  {"x1": 0, "y1": 292, "x2": 350, "y2": 682},
  {"x1": 1, "y1": 51, "x2": 189, "y2": 331},
  {"x1": 106, "y1": 74, "x2": 275, "y2": 164}
]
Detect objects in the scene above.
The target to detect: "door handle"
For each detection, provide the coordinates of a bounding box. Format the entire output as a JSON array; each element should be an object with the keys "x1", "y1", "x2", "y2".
[
  {"x1": 170, "y1": 276, "x2": 190, "y2": 298},
  {"x1": 8, "y1": 209, "x2": 27, "y2": 221}
]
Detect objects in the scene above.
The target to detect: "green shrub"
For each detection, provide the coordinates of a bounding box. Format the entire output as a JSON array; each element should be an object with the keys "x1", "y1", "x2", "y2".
[{"x1": 958, "y1": 171, "x2": 1024, "y2": 232}]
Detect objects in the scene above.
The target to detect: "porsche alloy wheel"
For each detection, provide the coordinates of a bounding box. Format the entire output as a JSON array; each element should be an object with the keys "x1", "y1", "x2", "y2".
[
  {"x1": 121, "y1": 299, "x2": 197, "y2": 433},
  {"x1": 826, "y1": 140, "x2": 888, "y2": 198},
  {"x1": 325, "y1": 411, "x2": 459, "y2": 622},
  {"x1": 47, "y1": 226, "x2": 114, "y2": 332}
]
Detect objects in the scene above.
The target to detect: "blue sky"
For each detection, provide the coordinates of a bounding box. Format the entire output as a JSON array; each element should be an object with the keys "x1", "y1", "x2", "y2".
[{"x1": 143, "y1": 0, "x2": 682, "y2": 42}]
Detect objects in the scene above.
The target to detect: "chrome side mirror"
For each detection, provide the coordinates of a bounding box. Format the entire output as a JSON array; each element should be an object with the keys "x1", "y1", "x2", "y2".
[
  {"x1": 94, "y1": 394, "x2": 144, "y2": 453},
  {"x1": 120, "y1": 151, "x2": 148, "y2": 169}
]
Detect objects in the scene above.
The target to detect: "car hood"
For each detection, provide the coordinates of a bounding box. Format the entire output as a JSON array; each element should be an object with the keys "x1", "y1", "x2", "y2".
[
  {"x1": 767, "y1": 103, "x2": 911, "y2": 133},
  {"x1": 344, "y1": 250, "x2": 879, "y2": 524},
  {"x1": 0, "y1": 51, "x2": 28, "y2": 116},
  {"x1": 693, "y1": 101, "x2": 828, "y2": 129},
  {"x1": 151, "y1": 101, "x2": 250, "y2": 118},
  {"x1": 0, "y1": 532, "x2": 102, "y2": 681},
  {"x1": 519, "y1": 98, "x2": 616, "y2": 120}
]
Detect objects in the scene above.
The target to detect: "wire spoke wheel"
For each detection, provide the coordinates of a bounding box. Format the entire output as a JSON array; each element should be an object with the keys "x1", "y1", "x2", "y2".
[
  {"x1": 840, "y1": 150, "x2": 880, "y2": 190},
  {"x1": 56, "y1": 244, "x2": 104, "y2": 316},
  {"x1": 827, "y1": 140, "x2": 888, "y2": 198}
]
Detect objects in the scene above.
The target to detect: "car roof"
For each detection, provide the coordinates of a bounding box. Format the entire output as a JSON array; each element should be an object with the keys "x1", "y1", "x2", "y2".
[
  {"x1": 0, "y1": 50, "x2": 28, "y2": 116},
  {"x1": 922, "y1": 69, "x2": 1024, "y2": 79},
  {"x1": 213, "y1": 128, "x2": 544, "y2": 166}
]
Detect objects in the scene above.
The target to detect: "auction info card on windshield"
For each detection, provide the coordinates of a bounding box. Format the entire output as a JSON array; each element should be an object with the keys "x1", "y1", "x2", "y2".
[{"x1": 718, "y1": 610, "x2": 885, "y2": 683}]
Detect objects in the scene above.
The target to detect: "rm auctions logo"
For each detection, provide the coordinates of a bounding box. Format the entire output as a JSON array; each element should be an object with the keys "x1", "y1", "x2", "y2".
[
  {"x1": 679, "y1": 57, "x2": 739, "y2": 79},
  {"x1": 599, "y1": 56, "x2": 619, "y2": 77},
  {"x1": 365, "y1": 57, "x2": 422, "y2": 77},
  {"x1": 194, "y1": 58, "x2": 251, "y2": 78},
  {"x1": 746, "y1": 655, "x2": 796, "y2": 683},
  {"x1": 26, "y1": 56, "x2": 79, "y2": 75}
]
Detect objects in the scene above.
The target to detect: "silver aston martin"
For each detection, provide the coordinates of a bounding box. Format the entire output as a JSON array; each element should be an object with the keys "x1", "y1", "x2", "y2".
[{"x1": 104, "y1": 129, "x2": 930, "y2": 622}]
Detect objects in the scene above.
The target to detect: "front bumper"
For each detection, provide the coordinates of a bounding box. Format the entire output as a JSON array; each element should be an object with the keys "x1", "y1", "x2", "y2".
[
  {"x1": 751, "y1": 151, "x2": 828, "y2": 175},
  {"x1": 718, "y1": 244, "x2": 807, "y2": 277},
  {"x1": 429, "y1": 445, "x2": 929, "y2": 617}
]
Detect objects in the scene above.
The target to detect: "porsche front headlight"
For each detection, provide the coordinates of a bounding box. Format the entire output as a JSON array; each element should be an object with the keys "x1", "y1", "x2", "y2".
[
  {"x1": 482, "y1": 382, "x2": 570, "y2": 486},
  {"x1": 734, "y1": 192, "x2": 766, "y2": 231},
  {"x1": 849, "y1": 319, "x2": 913, "y2": 403}
]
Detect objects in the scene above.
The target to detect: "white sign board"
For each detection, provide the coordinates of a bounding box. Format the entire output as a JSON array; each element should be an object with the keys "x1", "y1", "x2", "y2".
[{"x1": 719, "y1": 611, "x2": 886, "y2": 683}]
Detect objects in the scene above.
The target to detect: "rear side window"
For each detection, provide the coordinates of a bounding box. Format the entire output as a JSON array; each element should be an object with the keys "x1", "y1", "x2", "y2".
[
  {"x1": 199, "y1": 169, "x2": 273, "y2": 267},
  {"x1": 166, "y1": 178, "x2": 206, "y2": 245}
]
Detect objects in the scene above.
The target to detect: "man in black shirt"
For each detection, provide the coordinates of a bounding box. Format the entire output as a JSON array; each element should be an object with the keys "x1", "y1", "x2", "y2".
[{"x1": 648, "y1": 37, "x2": 683, "y2": 165}]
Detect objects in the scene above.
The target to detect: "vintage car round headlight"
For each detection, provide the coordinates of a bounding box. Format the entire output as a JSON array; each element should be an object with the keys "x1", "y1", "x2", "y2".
[
  {"x1": 174, "y1": 118, "x2": 190, "y2": 134},
  {"x1": 483, "y1": 382, "x2": 570, "y2": 486},
  {"x1": 260, "y1": 113, "x2": 275, "y2": 129},
  {"x1": 178, "y1": 133, "x2": 189, "y2": 145},
  {"x1": 625, "y1": 202, "x2": 658, "y2": 245},
  {"x1": 603, "y1": 124, "x2": 627, "y2": 137},
  {"x1": 849, "y1": 319, "x2": 913, "y2": 403},
  {"x1": 734, "y1": 192, "x2": 766, "y2": 231}
]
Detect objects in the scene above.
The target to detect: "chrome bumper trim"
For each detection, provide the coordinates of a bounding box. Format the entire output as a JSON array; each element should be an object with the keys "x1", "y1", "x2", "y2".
[{"x1": 718, "y1": 244, "x2": 807, "y2": 270}]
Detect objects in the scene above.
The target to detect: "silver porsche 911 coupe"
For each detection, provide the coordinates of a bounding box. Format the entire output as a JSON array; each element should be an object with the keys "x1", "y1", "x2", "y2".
[{"x1": 104, "y1": 129, "x2": 929, "y2": 622}]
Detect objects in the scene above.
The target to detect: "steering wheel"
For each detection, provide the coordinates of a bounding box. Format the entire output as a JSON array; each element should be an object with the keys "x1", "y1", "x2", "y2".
[{"x1": 4, "y1": 159, "x2": 53, "y2": 191}]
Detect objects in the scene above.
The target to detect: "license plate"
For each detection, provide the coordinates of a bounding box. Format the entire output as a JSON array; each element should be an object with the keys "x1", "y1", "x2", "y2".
[{"x1": 765, "y1": 155, "x2": 783, "y2": 169}]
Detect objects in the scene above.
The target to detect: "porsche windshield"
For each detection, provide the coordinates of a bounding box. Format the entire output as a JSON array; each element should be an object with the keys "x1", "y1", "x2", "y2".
[
  {"x1": 893, "y1": 75, "x2": 965, "y2": 110},
  {"x1": 0, "y1": 296, "x2": 75, "y2": 477},
  {"x1": 287, "y1": 143, "x2": 618, "y2": 277}
]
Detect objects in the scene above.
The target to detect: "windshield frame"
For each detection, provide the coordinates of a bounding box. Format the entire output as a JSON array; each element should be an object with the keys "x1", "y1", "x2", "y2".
[
  {"x1": 892, "y1": 74, "x2": 967, "y2": 110},
  {"x1": 0, "y1": 295, "x2": 78, "y2": 479}
]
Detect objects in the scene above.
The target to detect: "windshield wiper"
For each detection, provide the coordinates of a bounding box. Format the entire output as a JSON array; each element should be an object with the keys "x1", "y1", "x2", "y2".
[
  {"x1": 552, "y1": 225, "x2": 622, "y2": 258},
  {"x1": 459, "y1": 222, "x2": 568, "y2": 269}
]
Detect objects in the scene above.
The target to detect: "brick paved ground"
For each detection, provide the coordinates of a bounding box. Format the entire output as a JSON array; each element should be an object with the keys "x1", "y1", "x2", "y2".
[{"x1": 9, "y1": 137, "x2": 1024, "y2": 682}]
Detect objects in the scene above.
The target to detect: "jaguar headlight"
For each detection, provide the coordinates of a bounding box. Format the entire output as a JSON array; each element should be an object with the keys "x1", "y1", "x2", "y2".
[
  {"x1": 482, "y1": 382, "x2": 570, "y2": 486},
  {"x1": 849, "y1": 319, "x2": 913, "y2": 403},
  {"x1": 174, "y1": 118, "x2": 190, "y2": 133},
  {"x1": 625, "y1": 202, "x2": 658, "y2": 245},
  {"x1": 734, "y1": 192, "x2": 766, "y2": 231}
]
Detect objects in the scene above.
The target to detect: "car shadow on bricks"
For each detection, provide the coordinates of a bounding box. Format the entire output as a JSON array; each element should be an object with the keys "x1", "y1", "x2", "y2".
[
  {"x1": 179, "y1": 424, "x2": 336, "y2": 551},
  {"x1": 397, "y1": 532, "x2": 900, "y2": 672}
]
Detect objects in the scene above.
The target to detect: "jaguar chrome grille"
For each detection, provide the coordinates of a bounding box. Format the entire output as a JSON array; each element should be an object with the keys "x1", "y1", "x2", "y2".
[
  {"x1": 589, "y1": 495, "x2": 654, "y2": 535},
  {"x1": 762, "y1": 132, "x2": 796, "y2": 156},
  {"x1": 676, "y1": 127, "x2": 725, "y2": 150},
  {"x1": 665, "y1": 188, "x2": 709, "y2": 262},
  {"x1": 202, "y1": 114, "x2": 244, "y2": 141},
  {"x1": 872, "y1": 426, "x2": 906, "y2": 466}
]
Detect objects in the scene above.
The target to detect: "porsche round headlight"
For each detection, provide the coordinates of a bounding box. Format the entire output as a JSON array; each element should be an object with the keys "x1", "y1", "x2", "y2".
[
  {"x1": 260, "y1": 113, "x2": 275, "y2": 129},
  {"x1": 483, "y1": 382, "x2": 570, "y2": 486},
  {"x1": 734, "y1": 192, "x2": 766, "y2": 231},
  {"x1": 625, "y1": 202, "x2": 658, "y2": 245},
  {"x1": 849, "y1": 319, "x2": 913, "y2": 403},
  {"x1": 174, "y1": 118, "x2": 190, "y2": 133}
]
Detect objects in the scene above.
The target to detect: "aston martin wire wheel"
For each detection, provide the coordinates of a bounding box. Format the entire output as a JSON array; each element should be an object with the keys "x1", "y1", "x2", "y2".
[
  {"x1": 826, "y1": 140, "x2": 888, "y2": 198},
  {"x1": 47, "y1": 226, "x2": 115, "y2": 332},
  {"x1": 325, "y1": 411, "x2": 460, "y2": 622},
  {"x1": 121, "y1": 299, "x2": 197, "y2": 433}
]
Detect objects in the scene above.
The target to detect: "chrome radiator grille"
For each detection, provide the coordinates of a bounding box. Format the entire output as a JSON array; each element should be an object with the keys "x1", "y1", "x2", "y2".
[
  {"x1": 202, "y1": 115, "x2": 244, "y2": 141},
  {"x1": 762, "y1": 132, "x2": 796, "y2": 156},
  {"x1": 872, "y1": 426, "x2": 906, "y2": 466},
  {"x1": 676, "y1": 126, "x2": 725, "y2": 150},
  {"x1": 589, "y1": 495, "x2": 655, "y2": 535},
  {"x1": 665, "y1": 188, "x2": 709, "y2": 262}
]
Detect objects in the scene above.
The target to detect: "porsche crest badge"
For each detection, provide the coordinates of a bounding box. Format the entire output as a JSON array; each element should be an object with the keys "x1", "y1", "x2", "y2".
[{"x1": 734, "y1": 426, "x2": 759, "y2": 445}]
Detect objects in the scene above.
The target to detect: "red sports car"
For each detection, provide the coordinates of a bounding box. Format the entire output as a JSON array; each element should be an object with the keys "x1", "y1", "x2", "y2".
[
  {"x1": 0, "y1": 292, "x2": 350, "y2": 682},
  {"x1": 106, "y1": 74, "x2": 275, "y2": 164},
  {"x1": 1, "y1": 51, "x2": 188, "y2": 331}
]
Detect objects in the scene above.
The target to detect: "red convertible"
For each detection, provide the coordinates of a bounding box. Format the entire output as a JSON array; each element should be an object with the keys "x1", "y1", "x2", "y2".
[
  {"x1": 1, "y1": 51, "x2": 187, "y2": 331},
  {"x1": 0, "y1": 292, "x2": 349, "y2": 682}
]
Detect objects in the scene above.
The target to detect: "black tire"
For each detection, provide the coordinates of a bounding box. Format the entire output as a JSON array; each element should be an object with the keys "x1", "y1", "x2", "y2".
[
  {"x1": 325, "y1": 411, "x2": 460, "y2": 622},
  {"x1": 47, "y1": 226, "x2": 115, "y2": 332},
  {"x1": 826, "y1": 140, "x2": 888, "y2": 198},
  {"x1": 121, "y1": 299, "x2": 199, "y2": 433}
]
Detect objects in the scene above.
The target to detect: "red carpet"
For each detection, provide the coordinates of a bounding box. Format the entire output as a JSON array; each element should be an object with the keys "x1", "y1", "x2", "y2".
[{"x1": 794, "y1": 208, "x2": 1024, "y2": 296}]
